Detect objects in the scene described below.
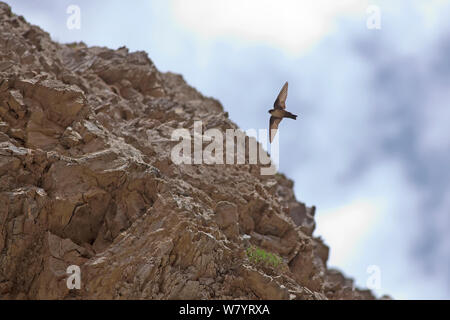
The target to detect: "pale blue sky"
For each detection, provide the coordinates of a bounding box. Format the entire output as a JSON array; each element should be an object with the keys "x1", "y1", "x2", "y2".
[{"x1": 6, "y1": 0, "x2": 450, "y2": 299}]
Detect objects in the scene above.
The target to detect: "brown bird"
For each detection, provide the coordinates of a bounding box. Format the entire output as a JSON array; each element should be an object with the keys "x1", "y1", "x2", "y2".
[{"x1": 268, "y1": 81, "x2": 298, "y2": 143}]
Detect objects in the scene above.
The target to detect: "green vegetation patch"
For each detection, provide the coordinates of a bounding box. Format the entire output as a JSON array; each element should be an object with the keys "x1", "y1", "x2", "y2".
[{"x1": 245, "y1": 245, "x2": 283, "y2": 269}]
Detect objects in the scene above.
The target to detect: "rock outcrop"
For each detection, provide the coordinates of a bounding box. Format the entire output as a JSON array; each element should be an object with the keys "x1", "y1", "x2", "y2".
[{"x1": 0, "y1": 2, "x2": 378, "y2": 299}]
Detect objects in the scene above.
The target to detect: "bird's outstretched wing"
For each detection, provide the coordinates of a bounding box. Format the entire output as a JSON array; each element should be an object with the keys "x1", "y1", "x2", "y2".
[
  {"x1": 269, "y1": 116, "x2": 282, "y2": 143},
  {"x1": 273, "y1": 81, "x2": 288, "y2": 110}
]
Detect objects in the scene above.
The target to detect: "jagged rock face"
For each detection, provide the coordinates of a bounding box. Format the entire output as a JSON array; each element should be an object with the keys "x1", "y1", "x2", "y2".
[{"x1": 0, "y1": 2, "x2": 376, "y2": 300}]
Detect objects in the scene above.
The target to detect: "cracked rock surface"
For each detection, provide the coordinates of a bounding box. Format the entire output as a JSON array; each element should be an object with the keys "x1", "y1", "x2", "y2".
[{"x1": 0, "y1": 2, "x2": 379, "y2": 299}]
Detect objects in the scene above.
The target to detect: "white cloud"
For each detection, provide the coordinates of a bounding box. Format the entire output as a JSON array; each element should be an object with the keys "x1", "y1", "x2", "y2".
[
  {"x1": 170, "y1": 0, "x2": 369, "y2": 55},
  {"x1": 313, "y1": 159, "x2": 422, "y2": 297},
  {"x1": 316, "y1": 198, "x2": 385, "y2": 266},
  {"x1": 313, "y1": 158, "x2": 450, "y2": 299}
]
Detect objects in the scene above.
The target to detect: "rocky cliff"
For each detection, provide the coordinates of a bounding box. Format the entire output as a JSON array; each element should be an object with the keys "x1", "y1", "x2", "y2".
[{"x1": 0, "y1": 2, "x2": 377, "y2": 299}]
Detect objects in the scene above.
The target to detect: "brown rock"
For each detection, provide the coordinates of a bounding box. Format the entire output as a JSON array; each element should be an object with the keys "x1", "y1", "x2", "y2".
[{"x1": 0, "y1": 1, "x2": 382, "y2": 300}]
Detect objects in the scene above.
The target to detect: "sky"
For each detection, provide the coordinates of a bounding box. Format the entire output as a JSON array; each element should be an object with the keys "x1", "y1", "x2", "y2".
[{"x1": 5, "y1": 0, "x2": 450, "y2": 299}]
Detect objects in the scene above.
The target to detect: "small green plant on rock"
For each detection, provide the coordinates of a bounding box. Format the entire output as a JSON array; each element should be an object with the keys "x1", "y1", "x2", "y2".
[{"x1": 245, "y1": 245, "x2": 283, "y2": 269}]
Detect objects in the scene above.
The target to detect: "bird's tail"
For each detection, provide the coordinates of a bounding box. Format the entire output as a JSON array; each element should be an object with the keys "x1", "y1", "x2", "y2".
[{"x1": 284, "y1": 111, "x2": 298, "y2": 120}]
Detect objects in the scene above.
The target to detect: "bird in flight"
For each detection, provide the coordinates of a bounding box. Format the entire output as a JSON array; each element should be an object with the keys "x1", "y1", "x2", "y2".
[{"x1": 268, "y1": 81, "x2": 298, "y2": 143}]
